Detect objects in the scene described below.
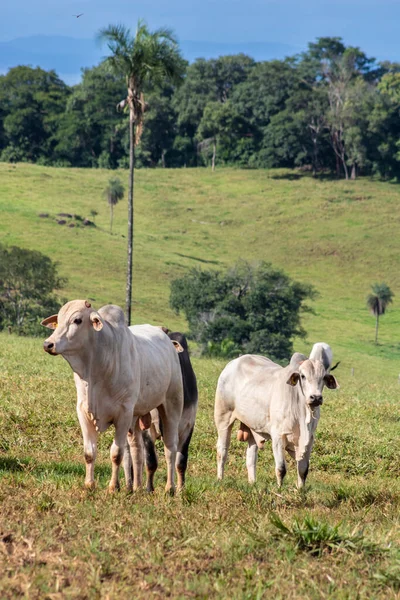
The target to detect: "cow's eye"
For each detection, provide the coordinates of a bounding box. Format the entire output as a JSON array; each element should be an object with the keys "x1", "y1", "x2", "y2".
[
  {"x1": 74, "y1": 318, "x2": 82, "y2": 325},
  {"x1": 301, "y1": 374, "x2": 306, "y2": 380}
]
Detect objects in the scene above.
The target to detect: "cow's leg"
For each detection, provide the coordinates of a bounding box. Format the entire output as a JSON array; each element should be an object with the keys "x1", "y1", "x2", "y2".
[
  {"x1": 143, "y1": 430, "x2": 158, "y2": 492},
  {"x1": 246, "y1": 432, "x2": 258, "y2": 484},
  {"x1": 109, "y1": 412, "x2": 132, "y2": 493},
  {"x1": 214, "y1": 389, "x2": 235, "y2": 480},
  {"x1": 272, "y1": 433, "x2": 287, "y2": 487},
  {"x1": 176, "y1": 425, "x2": 194, "y2": 490},
  {"x1": 216, "y1": 417, "x2": 234, "y2": 480},
  {"x1": 296, "y1": 436, "x2": 314, "y2": 489},
  {"x1": 157, "y1": 403, "x2": 180, "y2": 495},
  {"x1": 123, "y1": 441, "x2": 134, "y2": 492},
  {"x1": 77, "y1": 405, "x2": 98, "y2": 490},
  {"x1": 127, "y1": 419, "x2": 145, "y2": 491}
]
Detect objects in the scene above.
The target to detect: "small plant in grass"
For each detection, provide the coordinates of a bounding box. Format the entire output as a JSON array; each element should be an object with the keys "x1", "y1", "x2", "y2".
[
  {"x1": 366, "y1": 282, "x2": 394, "y2": 344},
  {"x1": 36, "y1": 492, "x2": 55, "y2": 512},
  {"x1": 270, "y1": 513, "x2": 376, "y2": 557},
  {"x1": 90, "y1": 209, "x2": 98, "y2": 223},
  {"x1": 374, "y1": 562, "x2": 400, "y2": 591}
]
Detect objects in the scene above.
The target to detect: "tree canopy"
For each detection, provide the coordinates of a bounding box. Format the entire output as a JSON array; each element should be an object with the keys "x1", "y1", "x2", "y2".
[
  {"x1": 1, "y1": 36, "x2": 400, "y2": 178},
  {"x1": 0, "y1": 244, "x2": 66, "y2": 335},
  {"x1": 170, "y1": 262, "x2": 317, "y2": 361}
]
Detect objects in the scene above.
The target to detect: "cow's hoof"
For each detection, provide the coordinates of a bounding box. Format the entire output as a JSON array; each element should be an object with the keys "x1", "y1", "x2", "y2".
[
  {"x1": 108, "y1": 483, "x2": 120, "y2": 493},
  {"x1": 165, "y1": 485, "x2": 175, "y2": 497},
  {"x1": 85, "y1": 481, "x2": 96, "y2": 491}
]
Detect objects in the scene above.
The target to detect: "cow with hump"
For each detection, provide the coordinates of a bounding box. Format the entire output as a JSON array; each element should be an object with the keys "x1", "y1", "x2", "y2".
[
  {"x1": 42, "y1": 300, "x2": 183, "y2": 494},
  {"x1": 214, "y1": 350, "x2": 339, "y2": 488}
]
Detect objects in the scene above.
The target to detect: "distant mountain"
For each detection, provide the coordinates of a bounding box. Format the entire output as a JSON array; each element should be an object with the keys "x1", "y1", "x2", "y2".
[{"x1": 0, "y1": 35, "x2": 301, "y2": 84}]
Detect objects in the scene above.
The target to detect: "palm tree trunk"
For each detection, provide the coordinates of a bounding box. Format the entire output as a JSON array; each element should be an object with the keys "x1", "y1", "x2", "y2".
[
  {"x1": 375, "y1": 314, "x2": 379, "y2": 344},
  {"x1": 125, "y1": 110, "x2": 135, "y2": 326},
  {"x1": 110, "y1": 204, "x2": 113, "y2": 234}
]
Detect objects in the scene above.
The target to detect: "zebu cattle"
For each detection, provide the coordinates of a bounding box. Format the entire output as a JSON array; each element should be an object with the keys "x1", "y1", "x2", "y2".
[
  {"x1": 42, "y1": 300, "x2": 183, "y2": 493},
  {"x1": 215, "y1": 352, "x2": 339, "y2": 488},
  {"x1": 124, "y1": 330, "x2": 198, "y2": 492}
]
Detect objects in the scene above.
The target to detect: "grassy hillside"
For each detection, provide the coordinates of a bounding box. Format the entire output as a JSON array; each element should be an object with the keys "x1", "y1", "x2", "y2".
[
  {"x1": 0, "y1": 162, "x2": 399, "y2": 376},
  {"x1": 1, "y1": 164, "x2": 400, "y2": 598},
  {"x1": 1, "y1": 336, "x2": 400, "y2": 598}
]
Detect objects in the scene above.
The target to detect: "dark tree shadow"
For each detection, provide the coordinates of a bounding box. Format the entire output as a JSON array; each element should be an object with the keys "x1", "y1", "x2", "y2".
[{"x1": 175, "y1": 253, "x2": 220, "y2": 265}]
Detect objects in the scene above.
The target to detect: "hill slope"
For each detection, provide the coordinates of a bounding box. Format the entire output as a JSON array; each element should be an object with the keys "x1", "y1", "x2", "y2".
[{"x1": 0, "y1": 163, "x2": 399, "y2": 377}]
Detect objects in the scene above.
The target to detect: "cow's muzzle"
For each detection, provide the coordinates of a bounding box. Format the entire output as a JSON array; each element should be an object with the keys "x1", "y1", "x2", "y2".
[
  {"x1": 43, "y1": 340, "x2": 58, "y2": 355},
  {"x1": 308, "y1": 395, "x2": 323, "y2": 408}
]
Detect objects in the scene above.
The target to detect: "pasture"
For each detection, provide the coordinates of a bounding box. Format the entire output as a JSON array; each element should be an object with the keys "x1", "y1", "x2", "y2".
[{"x1": 1, "y1": 164, "x2": 400, "y2": 598}]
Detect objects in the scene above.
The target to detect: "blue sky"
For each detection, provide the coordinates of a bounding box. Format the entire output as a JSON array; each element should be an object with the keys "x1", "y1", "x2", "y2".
[{"x1": 1, "y1": 0, "x2": 399, "y2": 82}]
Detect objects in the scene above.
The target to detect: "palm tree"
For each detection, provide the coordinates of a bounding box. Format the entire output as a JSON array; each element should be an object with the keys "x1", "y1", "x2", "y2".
[
  {"x1": 366, "y1": 283, "x2": 394, "y2": 344},
  {"x1": 97, "y1": 21, "x2": 185, "y2": 325},
  {"x1": 104, "y1": 177, "x2": 124, "y2": 233}
]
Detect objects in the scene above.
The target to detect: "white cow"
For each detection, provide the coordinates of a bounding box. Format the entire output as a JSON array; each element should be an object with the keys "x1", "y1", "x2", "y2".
[
  {"x1": 42, "y1": 300, "x2": 183, "y2": 494},
  {"x1": 214, "y1": 352, "x2": 339, "y2": 488}
]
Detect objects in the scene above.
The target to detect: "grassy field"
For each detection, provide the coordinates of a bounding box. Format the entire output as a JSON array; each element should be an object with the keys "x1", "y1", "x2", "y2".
[{"x1": 1, "y1": 164, "x2": 400, "y2": 598}]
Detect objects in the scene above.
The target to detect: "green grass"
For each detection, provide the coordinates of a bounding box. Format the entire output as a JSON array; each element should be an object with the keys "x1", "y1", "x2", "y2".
[{"x1": 1, "y1": 164, "x2": 400, "y2": 597}]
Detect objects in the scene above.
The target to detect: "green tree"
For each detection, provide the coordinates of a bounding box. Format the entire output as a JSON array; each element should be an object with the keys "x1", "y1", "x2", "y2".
[
  {"x1": 197, "y1": 100, "x2": 247, "y2": 170},
  {"x1": 170, "y1": 262, "x2": 316, "y2": 361},
  {"x1": 173, "y1": 55, "x2": 254, "y2": 165},
  {"x1": 366, "y1": 283, "x2": 394, "y2": 344},
  {"x1": 231, "y1": 59, "x2": 301, "y2": 168},
  {"x1": 134, "y1": 83, "x2": 178, "y2": 167},
  {"x1": 54, "y1": 63, "x2": 126, "y2": 168},
  {"x1": 0, "y1": 66, "x2": 70, "y2": 163},
  {"x1": 299, "y1": 40, "x2": 379, "y2": 178},
  {"x1": 0, "y1": 244, "x2": 66, "y2": 335},
  {"x1": 104, "y1": 177, "x2": 124, "y2": 233},
  {"x1": 368, "y1": 70, "x2": 400, "y2": 180},
  {"x1": 97, "y1": 21, "x2": 185, "y2": 325}
]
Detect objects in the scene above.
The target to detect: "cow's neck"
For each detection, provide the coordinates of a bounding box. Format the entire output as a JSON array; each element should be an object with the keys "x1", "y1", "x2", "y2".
[
  {"x1": 67, "y1": 327, "x2": 135, "y2": 422},
  {"x1": 64, "y1": 348, "x2": 92, "y2": 381}
]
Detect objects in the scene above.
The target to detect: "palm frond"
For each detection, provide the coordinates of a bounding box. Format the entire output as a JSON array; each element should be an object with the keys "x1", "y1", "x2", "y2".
[
  {"x1": 97, "y1": 24, "x2": 131, "y2": 52},
  {"x1": 366, "y1": 282, "x2": 394, "y2": 316}
]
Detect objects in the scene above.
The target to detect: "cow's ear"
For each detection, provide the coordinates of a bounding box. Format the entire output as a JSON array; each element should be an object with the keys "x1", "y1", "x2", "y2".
[
  {"x1": 90, "y1": 311, "x2": 103, "y2": 331},
  {"x1": 41, "y1": 314, "x2": 58, "y2": 329},
  {"x1": 171, "y1": 340, "x2": 184, "y2": 353},
  {"x1": 286, "y1": 372, "x2": 300, "y2": 386},
  {"x1": 324, "y1": 374, "x2": 339, "y2": 389}
]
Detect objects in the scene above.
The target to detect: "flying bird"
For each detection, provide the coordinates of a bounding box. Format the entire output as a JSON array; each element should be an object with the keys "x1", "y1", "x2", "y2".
[{"x1": 73, "y1": 13, "x2": 84, "y2": 18}]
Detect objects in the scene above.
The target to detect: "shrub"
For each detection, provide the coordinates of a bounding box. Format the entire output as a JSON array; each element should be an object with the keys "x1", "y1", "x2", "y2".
[
  {"x1": 170, "y1": 261, "x2": 317, "y2": 361},
  {"x1": 0, "y1": 244, "x2": 67, "y2": 336}
]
